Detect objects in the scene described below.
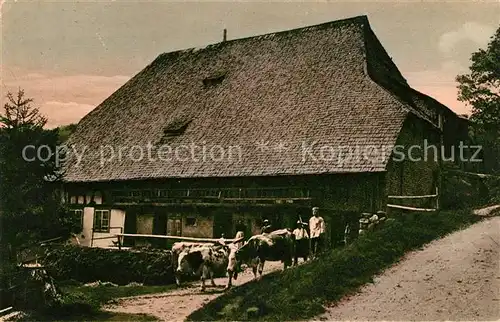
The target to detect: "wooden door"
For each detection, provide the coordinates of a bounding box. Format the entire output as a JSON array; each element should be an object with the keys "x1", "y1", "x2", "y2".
[
  {"x1": 213, "y1": 211, "x2": 233, "y2": 238},
  {"x1": 123, "y1": 210, "x2": 136, "y2": 247}
]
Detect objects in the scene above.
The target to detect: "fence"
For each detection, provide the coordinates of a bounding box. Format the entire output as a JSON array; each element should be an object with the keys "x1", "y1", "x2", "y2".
[
  {"x1": 90, "y1": 226, "x2": 123, "y2": 247},
  {"x1": 387, "y1": 187, "x2": 439, "y2": 212}
]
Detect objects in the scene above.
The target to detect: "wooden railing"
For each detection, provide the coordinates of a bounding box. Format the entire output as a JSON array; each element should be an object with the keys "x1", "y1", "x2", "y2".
[
  {"x1": 387, "y1": 187, "x2": 439, "y2": 212},
  {"x1": 90, "y1": 226, "x2": 123, "y2": 247}
]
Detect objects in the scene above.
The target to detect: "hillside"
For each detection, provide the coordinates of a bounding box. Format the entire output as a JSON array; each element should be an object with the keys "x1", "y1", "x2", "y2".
[
  {"x1": 56, "y1": 123, "x2": 77, "y2": 143},
  {"x1": 316, "y1": 216, "x2": 500, "y2": 321}
]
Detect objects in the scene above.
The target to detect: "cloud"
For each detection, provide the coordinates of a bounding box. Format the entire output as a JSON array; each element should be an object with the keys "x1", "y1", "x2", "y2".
[
  {"x1": 438, "y1": 22, "x2": 496, "y2": 56},
  {"x1": 41, "y1": 101, "x2": 95, "y2": 128},
  {"x1": 418, "y1": 21, "x2": 496, "y2": 115},
  {"x1": 2, "y1": 69, "x2": 130, "y2": 127},
  {"x1": 404, "y1": 61, "x2": 471, "y2": 116},
  {"x1": 404, "y1": 60, "x2": 466, "y2": 85}
]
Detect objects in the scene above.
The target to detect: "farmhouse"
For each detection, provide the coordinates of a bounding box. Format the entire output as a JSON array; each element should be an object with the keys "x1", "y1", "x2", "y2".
[{"x1": 62, "y1": 15, "x2": 467, "y2": 248}]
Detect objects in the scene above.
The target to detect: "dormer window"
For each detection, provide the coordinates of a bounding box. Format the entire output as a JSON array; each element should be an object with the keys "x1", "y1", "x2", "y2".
[
  {"x1": 159, "y1": 118, "x2": 192, "y2": 144},
  {"x1": 163, "y1": 119, "x2": 191, "y2": 137},
  {"x1": 203, "y1": 72, "x2": 226, "y2": 88}
]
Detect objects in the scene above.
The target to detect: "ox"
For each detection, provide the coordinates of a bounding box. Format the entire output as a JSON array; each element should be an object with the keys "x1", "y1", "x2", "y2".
[
  {"x1": 234, "y1": 229, "x2": 294, "y2": 280},
  {"x1": 175, "y1": 243, "x2": 230, "y2": 291},
  {"x1": 171, "y1": 241, "x2": 214, "y2": 271}
]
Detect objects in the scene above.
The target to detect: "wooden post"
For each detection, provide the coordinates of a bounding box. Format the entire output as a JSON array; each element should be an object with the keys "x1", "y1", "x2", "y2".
[{"x1": 435, "y1": 186, "x2": 439, "y2": 211}]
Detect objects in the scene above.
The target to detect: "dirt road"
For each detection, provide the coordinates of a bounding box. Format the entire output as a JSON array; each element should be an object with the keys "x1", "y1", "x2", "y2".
[
  {"x1": 104, "y1": 261, "x2": 283, "y2": 321},
  {"x1": 315, "y1": 216, "x2": 500, "y2": 321}
]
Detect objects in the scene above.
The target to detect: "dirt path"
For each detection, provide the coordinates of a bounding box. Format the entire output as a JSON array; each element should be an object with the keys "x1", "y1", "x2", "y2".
[
  {"x1": 104, "y1": 261, "x2": 283, "y2": 321},
  {"x1": 314, "y1": 216, "x2": 500, "y2": 321}
]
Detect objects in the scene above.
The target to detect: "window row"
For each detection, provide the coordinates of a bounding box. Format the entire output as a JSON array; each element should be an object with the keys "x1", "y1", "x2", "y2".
[{"x1": 70, "y1": 209, "x2": 110, "y2": 233}]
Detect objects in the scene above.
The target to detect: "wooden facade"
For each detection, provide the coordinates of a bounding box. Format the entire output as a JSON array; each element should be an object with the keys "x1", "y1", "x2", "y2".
[{"x1": 65, "y1": 172, "x2": 385, "y2": 248}]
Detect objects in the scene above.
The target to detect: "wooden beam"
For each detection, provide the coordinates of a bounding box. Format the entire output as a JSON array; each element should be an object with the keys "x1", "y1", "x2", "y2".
[
  {"x1": 445, "y1": 169, "x2": 499, "y2": 179},
  {"x1": 387, "y1": 194, "x2": 438, "y2": 199},
  {"x1": 91, "y1": 235, "x2": 118, "y2": 241},
  {"x1": 387, "y1": 204, "x2": 437, "y2": 212},
  {"x1": 115, "y1": 233, "x2": 240, "y2": 243},
  {"x1": 220, "y1": 197, "x2": 312, "y2": 201},
  {"x1": 113, "y1": 202, "x2": 309, "y2": 208},
  {"x1": 0, "y1": 307, "x2": 13, "y2": 315}
]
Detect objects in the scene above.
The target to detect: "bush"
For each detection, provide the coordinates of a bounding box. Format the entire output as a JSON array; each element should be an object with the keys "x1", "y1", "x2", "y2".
[
  {"x1": 188, "y1": 209, "x2": 480, "y2": 321},
  {"x1": 0, "y1": 262, "x2": 62, "y2": 311},
  {"x1": 442, "y1": 170, "x2": 492, "y2": 209},
  {"x1": 0, "y1": 261, "x2": 19, "y2": 308},
  {"x1": 485, "y1": 175, "x2": 500, "y2": 203},
  {"x1": 42, "y1": 245, "x2": 175, "y2": 285}
]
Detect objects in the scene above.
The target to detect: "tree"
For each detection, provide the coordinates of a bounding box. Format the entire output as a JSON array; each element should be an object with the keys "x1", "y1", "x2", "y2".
[
  {"x1": 0, "y1": 89, "x2": 77, "y2": 262},
  {"x1": 456, "y1": 26, "x2": 500, "y2": 173},
  {"x1": 0, "y1": 88, "x2": 47, "y2": 129},
  {"x1": 56, "y1": 123, "x2": 78, "y2": 144}
]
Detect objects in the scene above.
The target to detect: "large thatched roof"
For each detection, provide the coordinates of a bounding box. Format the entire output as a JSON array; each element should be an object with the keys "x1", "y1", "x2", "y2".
[{"x1": 63, "y1": 15, "x2": 449, "y2": 183}]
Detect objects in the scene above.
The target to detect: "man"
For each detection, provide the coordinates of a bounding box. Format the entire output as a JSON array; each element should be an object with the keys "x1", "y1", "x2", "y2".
[
  {"x1": 309, "y1": 207, "x2": 325, "y2": 258},
  {"x1": 261, "y1": 219, "x2": 273, "y2": 234},
  {"x1": 292, "y1": 220, "x2": 309, "y2": 265},
  {"x1": 226, "y1": 231, "x2": 245, "y2": 289}
]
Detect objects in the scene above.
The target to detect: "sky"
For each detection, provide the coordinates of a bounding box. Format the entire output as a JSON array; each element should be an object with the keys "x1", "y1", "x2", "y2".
[{"x1": 1, "y1": 1, "x2": 499, "y2": 128}]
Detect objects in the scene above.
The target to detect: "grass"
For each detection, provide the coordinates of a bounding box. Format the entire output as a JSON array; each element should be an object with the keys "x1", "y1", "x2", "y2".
[
  {"x1": 60, "y1": 283, "x2": 178, "y2": 305},
  {"x1": 17, "y1": 283, "x2": 178, "y2": 321},
  {"x1": 187, "y1": 209, "x2": 482, "y2": 321}
]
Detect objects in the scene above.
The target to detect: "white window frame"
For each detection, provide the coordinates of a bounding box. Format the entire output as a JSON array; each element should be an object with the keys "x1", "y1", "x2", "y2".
[{"x1": 94, "y1": 209, "x2": 111, "y2": 233}]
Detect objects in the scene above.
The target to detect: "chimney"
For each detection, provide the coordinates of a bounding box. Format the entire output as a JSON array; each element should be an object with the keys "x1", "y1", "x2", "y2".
[{"x1": 223, "y1": 29, "x2": 227, "y2": 42}]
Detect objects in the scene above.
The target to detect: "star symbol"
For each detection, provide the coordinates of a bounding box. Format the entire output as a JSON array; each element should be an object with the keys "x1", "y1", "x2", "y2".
[
  {"x1": 273, "y1": 141, "x2": 289, "y2": 153},
  {"x1": 255, "y1": 139, "x2": 270, "y2": 152}
]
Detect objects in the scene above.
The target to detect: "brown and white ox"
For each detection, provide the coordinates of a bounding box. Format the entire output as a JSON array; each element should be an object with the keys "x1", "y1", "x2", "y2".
[
  {"x1": 233, "y1": 229, "x2": 294, "y2": 280},
  {"x1": 174, "y1": 243, "x2": 231, "y2": 291},
  {"x1": 171, "y1": 241, "x2": 214, "y2": 272}
]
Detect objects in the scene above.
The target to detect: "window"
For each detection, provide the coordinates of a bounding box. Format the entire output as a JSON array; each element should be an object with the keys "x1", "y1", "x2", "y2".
[
  {"x1": 94, "y1": 210, "x2": 110, "y2": 233},
  {"x1": 167, "y1": 217, "x2": 182, "y2": 236},
  {"x1": 203, "y1": 74, "x2": 225, "y2": 87},
  {"x1": 163, "y1": 119, "x2": 191, "y2": 137},
  {"x1": 159, "y1": 119, "x2": 192, "y2": 144},
  {"x1": 71, "y1": 209, "x2": 84, "y2": 231},
  {"x1": 185, "y1": 217, "x2": 197, "y2": 227}
]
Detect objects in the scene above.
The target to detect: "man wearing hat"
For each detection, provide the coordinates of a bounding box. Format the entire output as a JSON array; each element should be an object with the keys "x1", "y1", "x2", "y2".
[
  {"x1": 292, "y1": 219, "x2": 309, "y2": 265},
  {"x1": 309, "y1": 207, "x2": 325, "y2": 258},
  {"x1": 261, "y1": 219, "x2": 273, "y2": 234}
]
